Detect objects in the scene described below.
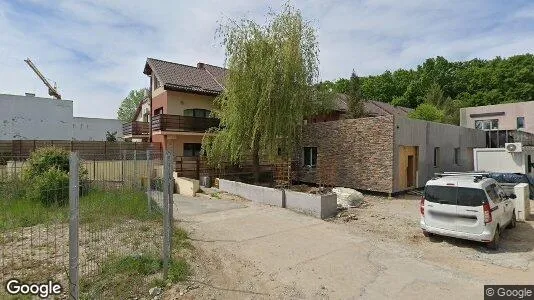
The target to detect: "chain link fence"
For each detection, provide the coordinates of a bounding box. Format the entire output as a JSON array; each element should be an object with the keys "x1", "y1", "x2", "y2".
[{"x1": 0, "y1": 149, "x2": 175, "y2": 299}]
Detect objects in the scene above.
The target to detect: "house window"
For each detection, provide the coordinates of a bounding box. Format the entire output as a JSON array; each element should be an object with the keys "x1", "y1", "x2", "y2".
[
  {"x1": 183, "y1": 143, "x2": 202, "y2": 157},
  {"x1": 433, "y1": 147, "x2": 440, "y2": 167},
  {"x1": 153, "y1": 75, "x2": 160, "y2": 90},
  {"x1": 184, "y1": 109, "x2": 211, "y2": 118},
  {"x1": 154, "y1": 107, "x2": 163, "y2": 115},
  {"x1": 143, "y1": 108, "x2": 150, "y2": 122},
  {"x1": 474, "y1": 119, "x2": 499, "y2": 130},
  {"x1": 517, "y1": 117, "x2": 525, "y2": 129},
  {"x1": 454, "y1": 148, "x2": 460, "y2": 165},
  {"x1": 303, "y1": 147, "x2": 317, "y2": 167}
]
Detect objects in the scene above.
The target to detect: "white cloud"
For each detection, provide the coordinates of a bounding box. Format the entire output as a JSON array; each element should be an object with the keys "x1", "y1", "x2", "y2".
[{"x1": 0, "y1": 0, "x2": 532, "y2": 118}]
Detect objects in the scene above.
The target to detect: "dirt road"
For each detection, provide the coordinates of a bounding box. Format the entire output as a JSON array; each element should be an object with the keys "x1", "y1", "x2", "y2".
[{"x1": 166, "y1": 193, "x2": 534, "y2": 299}]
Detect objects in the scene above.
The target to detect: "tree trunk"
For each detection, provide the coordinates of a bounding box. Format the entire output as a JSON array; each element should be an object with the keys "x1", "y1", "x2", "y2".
[{"x1": 252, "y1": 136, "x2": 260, "y2": 184}]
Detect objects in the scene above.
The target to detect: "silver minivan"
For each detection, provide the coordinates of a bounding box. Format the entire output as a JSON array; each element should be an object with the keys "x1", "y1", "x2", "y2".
[{"x1": 420, "y1": 175, "x2": 516, "y2": 249}]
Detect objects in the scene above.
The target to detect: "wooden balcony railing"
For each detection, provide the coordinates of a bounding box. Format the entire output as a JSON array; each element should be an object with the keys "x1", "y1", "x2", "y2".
[
  {"x1": 122, "y1": 121, "x2": 149, "y2": 136},
  {"x1": 151, "y1": 114, "x2": 220, "y2": 132}
]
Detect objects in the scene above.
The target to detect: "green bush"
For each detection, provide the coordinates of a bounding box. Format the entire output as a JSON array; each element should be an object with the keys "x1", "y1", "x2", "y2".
[
  {"x1": 27, "y1": 168, "x2": 69, "y2": 206},
  {"x1": 20, "y1": 146, "x2": 87, "y2": 206},
  {"x1": 23, "y1": 147, "x2": 70, "y2": 181}
]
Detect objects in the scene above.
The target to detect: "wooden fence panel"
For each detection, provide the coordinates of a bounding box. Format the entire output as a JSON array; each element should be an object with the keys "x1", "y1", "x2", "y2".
[{"x1": 0, "y1": 140, "x2": 161, "y2": 161}]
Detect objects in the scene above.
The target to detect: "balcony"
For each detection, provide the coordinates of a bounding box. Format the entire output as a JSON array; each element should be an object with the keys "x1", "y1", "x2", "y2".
[
  {"x1": 151, "y1": 114, "x2": 219, "y2": 133},
  {"x1": 123, "y1": 121, "x2": 149, "y2": 136}
]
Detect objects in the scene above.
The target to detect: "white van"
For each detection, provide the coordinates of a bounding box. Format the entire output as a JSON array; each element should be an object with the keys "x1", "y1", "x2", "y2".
[{"x1": 420, "y1": 175, "x2": 516, "y2": 249}]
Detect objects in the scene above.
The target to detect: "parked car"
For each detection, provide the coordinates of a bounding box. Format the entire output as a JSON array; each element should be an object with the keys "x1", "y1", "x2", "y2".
[{"x1": 420, "y1": 175, "x2": 516, "y2": 249}]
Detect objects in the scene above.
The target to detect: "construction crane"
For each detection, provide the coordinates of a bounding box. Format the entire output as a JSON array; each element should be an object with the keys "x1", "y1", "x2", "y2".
[{"x1": 24, "y1": 58, "x2": 61, "y2": 99}]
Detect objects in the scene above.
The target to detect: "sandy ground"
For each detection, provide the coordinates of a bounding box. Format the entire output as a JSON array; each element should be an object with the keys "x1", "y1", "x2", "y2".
[{"x1": 165, "y1": 192, "x2": 534, "y2": 299}]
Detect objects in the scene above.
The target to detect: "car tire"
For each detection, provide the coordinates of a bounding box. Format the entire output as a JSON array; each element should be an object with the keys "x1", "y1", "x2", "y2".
[
  {"x1": 486, "y1": 226, "x2": 500, "y2": 250},
  {"x1": 507, "y1": 211, "x2": 517, "y2": 229},
  {"x1": 422, "y1": 230, "x2": 433, "y2": 237}
]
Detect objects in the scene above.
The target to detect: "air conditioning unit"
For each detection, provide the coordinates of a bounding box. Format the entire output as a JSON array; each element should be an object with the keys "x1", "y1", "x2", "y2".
[{"x1": 505, "y1": 142, "x2": 522, "y2": 153}]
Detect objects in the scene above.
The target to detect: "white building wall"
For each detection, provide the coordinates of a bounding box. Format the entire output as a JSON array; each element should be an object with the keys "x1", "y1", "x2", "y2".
[
  {"x1": 73, "y1": 117, "x2": 123, "y2": 141},
  {"x1": 0, "y1": 94, "x2": 73, "y2": 140},
  {"x1": 0, "y1": 94, "x2": 123, "y2": 141}
]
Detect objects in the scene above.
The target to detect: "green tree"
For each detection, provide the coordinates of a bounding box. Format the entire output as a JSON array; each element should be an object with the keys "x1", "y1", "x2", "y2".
[
  {"x1": 409, "y1": 103, "x2": 444, "y2": 123},
  {"x1": 347, "y1": 70, "x2": 365, "y2": 118},
  {"x1": 117, "y1": 89, "x2": 147, "y2": 122},
  {"x1": 330, "y1": 53, "x2": 534, "y2": 116},
  {"x1": 203, "y1": 4, "x2": 321, "y2": 182},
  {"x1": 424, "y1": 82, "x2": 448, "y2": 107}
]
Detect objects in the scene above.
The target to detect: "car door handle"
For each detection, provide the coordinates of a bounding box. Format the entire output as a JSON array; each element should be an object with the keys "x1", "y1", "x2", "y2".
[{"x1": 466, "y1": 209, "x2": 478, "y2": 212}]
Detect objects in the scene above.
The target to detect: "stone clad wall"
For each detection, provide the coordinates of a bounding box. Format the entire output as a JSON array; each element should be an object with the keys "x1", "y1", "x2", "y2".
[{"x1": 299, "y1": 116, "x2": 395, "y2": 193}]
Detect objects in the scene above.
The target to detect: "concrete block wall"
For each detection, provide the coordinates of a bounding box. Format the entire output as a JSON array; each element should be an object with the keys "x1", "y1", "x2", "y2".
[
  {"x1": 299, "y1": 116, "x2": 395, "y2": 193},
  {"x1": 218, "y1": 179, "x2": 283, "y2": 207},
  {"x1": 174, "y1": 174, "x2": 199, "y2": 197},
  {"x1": 218, "y1": 179, "x2": 337, "y2": 219},
  {"x1": 284, "y1": 190, "x2": 337, "y2": 219}
]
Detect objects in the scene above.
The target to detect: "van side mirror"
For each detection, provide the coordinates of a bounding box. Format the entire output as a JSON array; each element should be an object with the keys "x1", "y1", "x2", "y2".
[{"x1": 508, "y1": 194, "x2": 517, "y2": 199}]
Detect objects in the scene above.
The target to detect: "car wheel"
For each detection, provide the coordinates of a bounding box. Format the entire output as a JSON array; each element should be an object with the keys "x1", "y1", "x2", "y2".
[
  {"x1": 422, "y1": 230, "x2": 433, "y2": 237},
  {"x1": 486, "y1": 226, "x2": 500, "y2": 250},
  {"x1": 507, "y1": 211, "x2": 517, "y2": 229}
]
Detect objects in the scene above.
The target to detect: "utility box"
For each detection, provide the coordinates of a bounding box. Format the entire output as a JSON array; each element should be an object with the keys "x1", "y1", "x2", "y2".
[
  {"x1": 513, "y1": 183, "x2": 530, "y2": 222},
  {"x1": 474, "y1": 147, "x2": 534, "y2": 175}
]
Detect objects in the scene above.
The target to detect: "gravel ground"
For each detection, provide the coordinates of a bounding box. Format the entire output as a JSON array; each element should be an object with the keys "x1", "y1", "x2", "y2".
[
  {"x1": 164, "y1": 191, "x2": 534, "y2": 299},
  {"x1": 331, "y1": 195, "x2": 534, "y2": 272}
]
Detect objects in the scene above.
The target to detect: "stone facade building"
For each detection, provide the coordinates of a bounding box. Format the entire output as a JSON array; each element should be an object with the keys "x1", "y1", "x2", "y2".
[{"x1": 298, "y1": 115, "x2": 486, "y2": 194}]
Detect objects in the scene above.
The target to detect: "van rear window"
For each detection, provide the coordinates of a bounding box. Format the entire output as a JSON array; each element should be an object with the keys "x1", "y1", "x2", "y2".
[
  {"x1": 457, "y1": 188, "x2": 487, "y2": 206},
  {"x1": 424, "y1": 186, "x2": 456, "y2": 205},
  {"x1": 424, "y1": 186, "x2": 487, "y2": 207}
]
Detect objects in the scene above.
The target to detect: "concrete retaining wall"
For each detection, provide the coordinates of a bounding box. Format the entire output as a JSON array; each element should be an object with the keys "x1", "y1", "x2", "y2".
[
  {"x1": 218, "y1": 179, "x2": 337, "y2": 219},
  {"x1": 284, "y1": 190, "x2": 338, "y2": 219},
  {"x1": 218, "y1": 179, "x2": 283, "y2": 207}
]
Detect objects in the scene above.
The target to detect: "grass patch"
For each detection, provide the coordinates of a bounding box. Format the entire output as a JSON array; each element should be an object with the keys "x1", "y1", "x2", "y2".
[
  {"x1": 0, "y1": 196, "x2": 68, "y2": 230},
  {"x1": 168, "y1": 259, "x2": 190, "y2": 282},
  {"x1": 173, "y1": 226, "x2": 193, "y2": 250},
  {"x1": 79, "y1": 188, "x2": 160, "y2": 226},
  {"x1": 81, "y1": 253, "x2": 190, "y2": 299},
  {"x1": 0, "y1": 186, "x2": 159, "y2": 231}
]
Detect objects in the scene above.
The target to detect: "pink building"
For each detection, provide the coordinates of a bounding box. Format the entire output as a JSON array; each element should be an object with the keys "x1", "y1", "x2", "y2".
[{"x1": 460, "y1": 101, "x2": 534, "y2": 134}]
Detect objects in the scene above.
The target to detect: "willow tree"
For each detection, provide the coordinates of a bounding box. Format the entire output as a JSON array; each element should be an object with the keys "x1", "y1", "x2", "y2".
[{"x1": 203, "y1": 4, "x2": 322, "y2": 182}]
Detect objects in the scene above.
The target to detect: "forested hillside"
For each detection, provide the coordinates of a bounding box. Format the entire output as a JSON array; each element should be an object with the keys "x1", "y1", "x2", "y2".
[{"x1": 321, "y1": 54, "x2": 534, "y2": 124}]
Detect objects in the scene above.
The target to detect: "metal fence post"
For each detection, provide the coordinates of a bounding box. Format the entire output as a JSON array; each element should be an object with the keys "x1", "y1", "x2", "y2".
[
  {"x1": 121, "y1": 150, "x2": 125, "y2": 184},
  {"x1": 133, "y1": 149, "x2": 137, "y2": 188},
  {"x1": 162, "y1": 151, "x2": 173, "y2": 279},
  {"x1": 69, "y1": 152, "x2": 80, "y2": 300},
  {"x1": 146, "y1": 150, "x2": 152, "y2": 212}
]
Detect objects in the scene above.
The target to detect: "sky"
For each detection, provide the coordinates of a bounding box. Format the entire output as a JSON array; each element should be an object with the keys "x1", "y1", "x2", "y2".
[{"x1": 0, "y1": 0, "x2": 533, "y2": 119}]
